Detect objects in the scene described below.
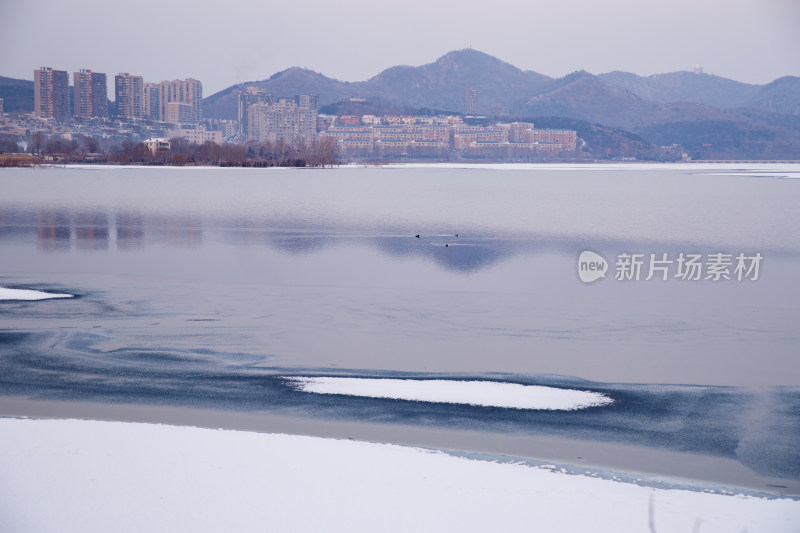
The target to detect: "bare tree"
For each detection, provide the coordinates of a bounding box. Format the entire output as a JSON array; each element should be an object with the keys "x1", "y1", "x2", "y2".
[{"x1": 30, "y1": 131, "x2": 45, "y2": 156}]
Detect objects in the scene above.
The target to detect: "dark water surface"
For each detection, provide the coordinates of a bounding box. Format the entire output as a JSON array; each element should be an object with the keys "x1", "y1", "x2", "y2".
[{"x1": 1, "y1": 164, "x2": 799, "y2": 493}]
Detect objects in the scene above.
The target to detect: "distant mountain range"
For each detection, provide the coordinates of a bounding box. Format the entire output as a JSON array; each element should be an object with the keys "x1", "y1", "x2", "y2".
[
  {"x1": 203, "y1": 49, "x2": 800, "y2": 158},
  {"x1": 3, "y1": 49, "x2": 799, "y2": 158},
  {"x1": 202, "y1": 49, "x2": 800, "y2": 120}
]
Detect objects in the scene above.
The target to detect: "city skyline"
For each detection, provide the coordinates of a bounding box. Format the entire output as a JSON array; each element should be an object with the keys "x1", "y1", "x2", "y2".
[
  {"x1": 30, "y1": 67, "x2": 204, "y2": 123},
  {"x1": 2, "y1": 0, "x2": 798, "y2": 96}
]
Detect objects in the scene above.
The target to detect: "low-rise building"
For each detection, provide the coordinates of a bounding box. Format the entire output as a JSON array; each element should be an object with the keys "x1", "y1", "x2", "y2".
[
  {"x1": 321, "y1": 115, "x2": 576, "y2": 157},
  {"x1": 532, "y1": 129, "x2": 577, "y2": 151},
  {"x1": 166, "y1": 102, "x2": 194, "y2": 125},
  {"x1": 336, "y1": 115, "x2": 361, "y2": 126},
  {"x1": 143, "y1": 137, "x2": 170, "y2": 155},
  {"x1": 168, "y1": 125, "x2": 222, "y2": 145}
]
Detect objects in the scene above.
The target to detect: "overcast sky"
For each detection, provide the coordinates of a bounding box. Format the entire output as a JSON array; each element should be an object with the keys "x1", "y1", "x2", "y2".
[{"x1": 2, "y1": 0, "x2": 798, "y2": 96}]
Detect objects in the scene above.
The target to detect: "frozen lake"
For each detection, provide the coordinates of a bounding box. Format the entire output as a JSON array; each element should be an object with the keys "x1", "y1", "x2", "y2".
[{"x1": 1, "y1": 163, "x2": 799, "y2": 494}]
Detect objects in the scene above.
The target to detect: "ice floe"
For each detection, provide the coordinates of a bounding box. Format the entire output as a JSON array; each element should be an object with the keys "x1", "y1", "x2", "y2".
[
  {"x1": 285, "y1": 376, "x2": 613, "y2": 410},
  {"x1": 0, "y1": 287, "x2": 74, "y2": 301}
]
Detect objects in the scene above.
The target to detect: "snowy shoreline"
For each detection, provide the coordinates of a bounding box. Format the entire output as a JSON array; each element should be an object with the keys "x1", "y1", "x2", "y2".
[
  {"x1": 1, "y1": 417, "x2": 797, "y2": 533},
  {"x1": 2, "y1": 395, "x2": 798, "y2": 498}
]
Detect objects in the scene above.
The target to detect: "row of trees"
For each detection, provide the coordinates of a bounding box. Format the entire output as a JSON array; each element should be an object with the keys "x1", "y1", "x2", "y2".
[
  {"x1": 109, "y1": 137, "x2": 339, "y2": 167},
  {"x1": 0, "y1": 134, "x2": 21, "y2": 154},
  {"x1": 2, "y1": 131, "x2": 102, "y2": 158},
  {"x1": 4, "y1": 132, "x2": 340, "y2": 167}
]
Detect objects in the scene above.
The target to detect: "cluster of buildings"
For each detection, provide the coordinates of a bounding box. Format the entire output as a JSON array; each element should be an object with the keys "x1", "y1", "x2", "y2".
[
  {"x1": 240, "y1": 87, "x2": 318, "y2": 145},
  {"x1": 320, "y1": 115, "x2": 577, "y2": 156},
  {"x1": 7, "y1": 71, "x2": 578, "y2": 159},
  {"x1": 15, "y1": 66, "x2": 219, "y2": 148},
  {"x1": 33, "y1": 66, "x2": 203, "y2": 125},
  {"x1": 236, "y1": 87, "x2": 577, "y2": 157}
]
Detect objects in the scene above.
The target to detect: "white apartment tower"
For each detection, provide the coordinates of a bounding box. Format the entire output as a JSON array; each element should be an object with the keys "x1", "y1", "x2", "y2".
[
  {"x1": 238, "y1": 86, "x2": 272, "y2": 136},
  {"x1": 247, "y1": 95, "x2": 317, "y2": 144}
]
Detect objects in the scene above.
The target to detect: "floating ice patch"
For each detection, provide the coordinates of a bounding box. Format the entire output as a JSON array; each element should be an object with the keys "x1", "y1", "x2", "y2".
[
  {"x1": 284, "y1": 377, "x2": 613, "y2": 410},
  {"x1": 0, "y1": 287, "x2": 74, "y2": 301}
]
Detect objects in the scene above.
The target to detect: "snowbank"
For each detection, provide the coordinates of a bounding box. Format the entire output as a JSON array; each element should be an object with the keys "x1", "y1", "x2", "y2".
[
  {"x1": 285, "y1": 376, "x2": 613, "y2": 410},
  {"x1": 0, "y1": 418, "x2": 796, "y2": 533},
  {"x1": 0, "y1": 287, "x2": 73, "y2": 300}
]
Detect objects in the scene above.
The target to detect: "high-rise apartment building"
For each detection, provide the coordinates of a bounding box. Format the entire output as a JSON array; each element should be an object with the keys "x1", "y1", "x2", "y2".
[
  {"x1": 238, "y1": 86, "x2": 272, "y2": 136},
  {"x1": 143, "y1": 82, "x2": 161, "y2": 120},
  {"x1": 296, "y1": 94, "x2": 318, "y2": 144},
  {"x1": 463, "y1": 86, "x2": 479, "y2": 115},
  {"x1": 115, "y1": 73, "x2": 144, "y2": 119},
  {"x1": 158, "y1": 78, "x2": 202, "y2": 124},
  {"x1": 296, "y1": 94, "x2": 318, "y2": 111},
  {"x1": 73, "y1": 69, "x2": 108, "y2": 118},
  {"x1": 34, "y1": 67, "x2": 70, "y2": 122},
  {"x1": 247, "y1": 95, "x2": 317, "y2": 144}
]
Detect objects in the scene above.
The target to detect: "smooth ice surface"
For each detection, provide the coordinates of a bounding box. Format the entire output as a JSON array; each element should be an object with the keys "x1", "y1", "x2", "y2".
[
  {"x1": 286, "y1": 376, "x2": 613, "y2": 410},
  {"x1": 0, "y1": 418, "x2": 797, "y2": 533},
  {"x1": 0, "y1": 287, "x2": 73, "y2": 300}
]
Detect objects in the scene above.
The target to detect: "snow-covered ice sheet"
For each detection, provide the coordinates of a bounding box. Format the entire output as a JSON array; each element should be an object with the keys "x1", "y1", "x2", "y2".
[
  {"x1": 0, "y1": 287, "x2": 73, "y2": 301},
  {"x1": 285, "y1": 376, "x2": 613, "y2": 410},
  {"x1": 0, "y1": 418, "x2": 796, "y2": 533}
]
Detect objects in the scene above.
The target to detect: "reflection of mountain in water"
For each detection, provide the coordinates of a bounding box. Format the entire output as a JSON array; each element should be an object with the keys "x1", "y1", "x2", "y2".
[
  {"x1": 215, "y1": 227, "x2": 512, "y2": 272},
  {"x1": 375, "y1": 237, "x2": 510, "y2": 274}
]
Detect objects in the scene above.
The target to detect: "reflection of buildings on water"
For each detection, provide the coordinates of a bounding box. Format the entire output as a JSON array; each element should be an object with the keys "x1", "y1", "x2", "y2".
[
  {"x1": 36, "y1": 210, "x2": 110, "y2": 252},
  {"x1": 36, "y1": 211, "x2": 72, "y2": 252},
  {"x1": 117, "y1": 212, "x2": 203, "y2": 248},
  {"x1": 0, "y1": 208, "x2": 38, "y2": 241},
  {"x1": 74, "y1": 212, "x2": 109, "y2": 251},
  {"x1": 115, "y1": 212, "x2": 145, "y2": 250},
  {"x1": 27, "y1": 209, "x2": 204, "y2": 252}
]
